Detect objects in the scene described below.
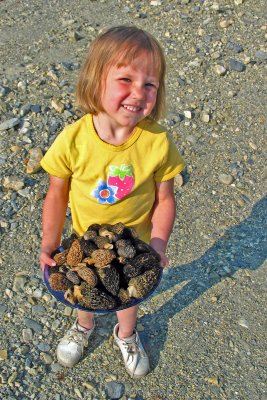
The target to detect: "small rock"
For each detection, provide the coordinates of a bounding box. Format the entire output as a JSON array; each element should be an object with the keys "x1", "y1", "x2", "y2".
[
  {"x1": 0, "y1": 304, "x2": 7, "y2": 317},
  {"x1": 150, "y1": 0, "x2": 161, "y2": 5},
  {"x1": 41, "y1": 352, "x2": 53, "y2": 365},
  {"x1": 32, "y1": 304, "x2": 46, "y2": 315},
  {"x1": 3, "y1": 176, "x2": 24, "y2": 191},
  {"x1": 238, "y1": 318, "x2": 249, "y2": 328},
  {"x1": 234, "y1": 0, "x2": 244, "y2": 4},
  {"x1": 207, "y1": 376, "x2": 220, "y2": 386},
  {"x1": 20, "y1": 103, "x2": 32, "y2": 117},
  {"x1": 214, "y1": 65, "x2": 227, "y2": 76},
  {"x1": 18, "y1": 81, "x2": 27, "y2": 91},
  {"x1": 26, "y1": 148, "x2": 43, "y2": 174},
  {"x1": 218, "y1": 174, "x2": 234, "y2": 185},
  {"x1": 82, "y1": 381, "x2": 96, "y2": 390},
  {"x1": 18, "y1": 187, "x2": 31, "y2": 198},
  {"x1": 12, "y1": 274, "x2": 28, "y2": 292},
  {"x1": 50, "y1": 363, "x2": 63, "y2": 373},
  {"x1": 24, "y1": 318, "x2": 43, "y2": 332},
  {"x1": 51, "y1": 99, "x2": 65, "y2": 113},
  {"x1": 184, "y1": 110, "x2": 192, "y2": 119},
  {"x1": 105, "y1": 382, "x2": 125, "y2": 399},
  {"x1": 0, "y1": 118, "x2": 20, "y2": 131},
  {"x1": 0, "y1": 85, "x2": 9, "y2": 97},
  {"x1": 0, "y1": 349, "x2": 8, "y2": 360},
  {"x1": 219, "y1": 20, "x2": 233, "y2": 28},
  {"x1": 8, "y1": 371, "x2": 17, "y2": 384},
  {"x1": 202, "y1": 113, "x2": 210, "y2": 123},
  {"x1": 229, "y1": 59, "x2": 246, "y2": 72},
  {"x1": 47, "y1": 69, "x2": 58, "y2": 80},
  {"x1": 227, "y1": 42, "x2": 243, "y2": 53},
  {"x1": 71, "y1": 31, "x2": 84, "y2": 41},
  {"x1": 255, "y1": 50, "x2": 267, "y2": 61},
  {"x1": 37, "y1": 343, "x2": 51, "y2": 352},
  {"x1": 174, "y1": 174, "x2": 183, "y2": 187},
  {"x1": 22, "y1": 328, "x2": 33, "y2": 342},
  {"x1": 31, "y1": 104, "x2": 41, "y2": 113},
  {"x1": 249, "y1": 142, "x2": 257, "y2": 151},
  {"x1": 74, "y1": 388, "x2": 83, "y2": 399}
]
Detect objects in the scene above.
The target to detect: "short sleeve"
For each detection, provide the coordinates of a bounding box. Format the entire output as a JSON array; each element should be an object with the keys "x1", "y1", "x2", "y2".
[
  {"x1": 40, "y1": 129, "x2": 72, "y2": 178},
  {"x1": 154, "y1": 133, "x2": 185, "y2": 182}
]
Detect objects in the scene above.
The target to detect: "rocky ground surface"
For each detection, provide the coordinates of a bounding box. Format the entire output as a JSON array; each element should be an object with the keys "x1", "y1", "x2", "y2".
[{"x1": 0, "y1": 0, "x2": 266, "y2": 399}]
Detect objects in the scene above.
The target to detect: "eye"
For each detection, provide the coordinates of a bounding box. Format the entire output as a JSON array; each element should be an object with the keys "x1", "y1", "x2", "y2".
[
  {"x1": 145, "y1": 82, "x2": 158, "y2": 88},
  {"x1": 120, "y1": 78, "x2": 131, "y2": 82}
]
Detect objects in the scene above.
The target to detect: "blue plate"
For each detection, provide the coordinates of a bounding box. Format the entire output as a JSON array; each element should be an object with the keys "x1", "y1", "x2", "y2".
[{"x1": 43, "y1": 247, "x2": 162, "y2": 313}]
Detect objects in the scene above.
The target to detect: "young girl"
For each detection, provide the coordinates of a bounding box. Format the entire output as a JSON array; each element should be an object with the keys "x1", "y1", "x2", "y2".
[{"x1": 40, "y1": 26, "x2": 184, "y2": 378}]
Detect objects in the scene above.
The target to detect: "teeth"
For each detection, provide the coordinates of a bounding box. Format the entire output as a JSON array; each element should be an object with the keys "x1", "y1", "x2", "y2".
[{"x1": 123, "y1": 105, "x2": 141, "y2": 112}]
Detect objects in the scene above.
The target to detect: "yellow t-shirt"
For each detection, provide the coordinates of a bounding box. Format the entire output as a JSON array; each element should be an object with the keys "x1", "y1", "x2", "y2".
[{"x1": 40, "y1": 114, "x2": 185, "y2": 242}]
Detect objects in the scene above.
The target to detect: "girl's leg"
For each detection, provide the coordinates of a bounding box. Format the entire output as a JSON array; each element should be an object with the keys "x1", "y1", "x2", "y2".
[
  {"x1": 116, "y1": 305, "x2": 138, "y2": 338},
  {"x1": 77, "y1": 310, "x2": 95, "y2": 330},
  {"x1": 114, "y1": 305, "x2": 149, "y2": 378}
]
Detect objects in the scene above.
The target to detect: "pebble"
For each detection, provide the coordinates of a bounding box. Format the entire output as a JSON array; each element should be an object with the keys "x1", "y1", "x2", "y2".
[
  {"x1": 3, "y1": 176, "x2": 24, "y2": 191},
  {"x1": 238, "y1": 318, "x2": 249, "y2": 328},
  {"x1": 0, "y1": 118, "x2": 20, "y2": 131},
  {"x1": 0, "y1": 350, "x2": 8, "y2": 360},
  {"x1": 202, "y1": 113, "x2": 210, "y2": 123},
  {"x1": 22, "y1": 328, "x2": 33, "y2": 342},
  {"x1": 18, "y1": 81, "x2": 27, "y2": 91},
  {"x1": 218, "y1": 174, "x2": 234, "y2": 185},
  {"x1": 24, "y1": 318, "x2": 43, "y2": 332},
  {"x1": 0, "y1": 303, "x2": 7, "y2": 317},
  {"x1": 214, "y1": 65, "x2": 227, "y2": 76},
  {"x1": 219, "y1": 20, "x2": 233, "y2": 28},
  {"x1": 51, "y1": 99, "x2": 65, "y2": 113},
  {"x1": 206, "y1": 376, "x2": 220, "y2": 386},
  {"x1": 32, "y1": 304, "x2": 46, "y2": 315},
  {"x1": 12, "y1": 274, "x2": 28, "y2": 292},
  {"x1": 255, "y1": 50, "x2": 267, "y2": 61},
  {"x1": 8, "y1": 371, "x2": 18, "y2": 384},
  {"x1": 40, "y1": 352, "x2": 53, "y2": 365},
  {"x1": 26, "y1": 148, "x2": 43, "y2": 174},
  {"x1": 50, "y1": 363, "x2": 63, "y2": 373},
  {"x1": 234, "y1": 0, "x2": 244, "y2": 4},
  {"x1": 105, "y1": 382, "x2": 125, "y2": 399},
  {"x1": 229, "y1": 59, "x2": 246, "y2": 72},
  {"x1": 174, "y1": 174, "x2": 183, "y2": 187},
  {"x1": 20, "y1": 103, "x2": 32, "y2": 117},
  {"x1": 82, "y1": 382, "x2": 96, "y2": 390},
  {"x1": 150, "y1": 0, "x2": 161, "y2": 5},
  {"x1": 184, "y1": 110, "x2": 192, "y2": 119},
  {"x1": 227, "y1": 42, "x2": 244, "y2": 53}
]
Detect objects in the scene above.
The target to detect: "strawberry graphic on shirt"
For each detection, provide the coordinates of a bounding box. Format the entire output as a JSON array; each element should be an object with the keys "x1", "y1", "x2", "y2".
[{"x1": 108, "y1": 165, "x2": 134, "y2": 200}]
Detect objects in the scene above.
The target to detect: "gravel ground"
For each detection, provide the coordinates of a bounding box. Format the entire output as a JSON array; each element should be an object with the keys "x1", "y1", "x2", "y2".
[{"x1": 0, "y1": 1, "x2": 266, "y2": 399}]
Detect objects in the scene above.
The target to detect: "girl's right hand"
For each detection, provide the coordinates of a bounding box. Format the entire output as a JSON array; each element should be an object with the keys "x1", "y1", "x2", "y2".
[{"x1": 39, "y1": 250, "x2": 57, "y2": 272}]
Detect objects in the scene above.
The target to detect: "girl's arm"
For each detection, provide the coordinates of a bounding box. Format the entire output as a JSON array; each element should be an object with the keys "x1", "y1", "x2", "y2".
[
  {"x1": 40, "y1": 176, "x2": 69, "y2": 271},
  {"x1": 150, "y1": 178, "x2": 176, "y2": 267}
]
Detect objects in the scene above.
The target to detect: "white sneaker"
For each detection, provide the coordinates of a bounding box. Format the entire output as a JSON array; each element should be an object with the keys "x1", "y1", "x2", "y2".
[
  {"x1": 113, "y1": 323, "x2": 150, "y2": 378},
  {"x1": 56, "y1": 318, "x2": 95, "y2": 367}
]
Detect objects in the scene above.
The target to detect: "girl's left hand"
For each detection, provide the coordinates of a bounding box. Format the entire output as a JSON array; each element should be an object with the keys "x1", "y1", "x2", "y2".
[{"x1": 156, "y1": 250, "x2": 169, "y2": 268}]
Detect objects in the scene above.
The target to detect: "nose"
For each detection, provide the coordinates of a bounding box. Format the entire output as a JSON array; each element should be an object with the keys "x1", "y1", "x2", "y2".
[{"x1": 132, "y1": 84, "x2": 145, "y2": 100}]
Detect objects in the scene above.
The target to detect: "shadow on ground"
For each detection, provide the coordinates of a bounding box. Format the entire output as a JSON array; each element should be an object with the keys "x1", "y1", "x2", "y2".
[{"x1": 140, "y1": 195, "x2": 267, "y2": 370}]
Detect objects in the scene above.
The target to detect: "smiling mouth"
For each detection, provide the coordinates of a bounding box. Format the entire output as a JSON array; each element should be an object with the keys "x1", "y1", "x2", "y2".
[{"x1": 122, "y1": 104, "x2": 142, "y2": 112}]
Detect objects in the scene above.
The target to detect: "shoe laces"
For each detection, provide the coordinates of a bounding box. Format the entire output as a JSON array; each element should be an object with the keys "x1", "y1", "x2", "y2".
[
  {"x1": 63, "y1": 328, "x2": 88, "y2": 347},
  {"x1": 122, "y1": 335, "x2": 146, "y2": 377}
]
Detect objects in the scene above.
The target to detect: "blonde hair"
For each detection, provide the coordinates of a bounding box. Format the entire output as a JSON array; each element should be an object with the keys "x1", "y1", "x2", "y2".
[{"x1": 76, "y1": 26, "x2": 166, "y2": 121}]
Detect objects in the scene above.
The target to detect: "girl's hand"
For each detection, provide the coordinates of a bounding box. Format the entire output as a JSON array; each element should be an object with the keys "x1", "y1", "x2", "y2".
[
  {"x1": 156, "y1": 250, "x2": 169, "y2": 268},
  {"x1": 39, "y1": 250, "x2": 56, "y2": 272},
  {"x1": 149, "y1": 239, "x2": 169, "y2": 268}
]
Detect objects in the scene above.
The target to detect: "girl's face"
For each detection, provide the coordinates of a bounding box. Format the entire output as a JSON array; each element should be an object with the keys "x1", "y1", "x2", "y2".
[{"x1": 100, "y1": 54, "x2": 159, "y2": 132}]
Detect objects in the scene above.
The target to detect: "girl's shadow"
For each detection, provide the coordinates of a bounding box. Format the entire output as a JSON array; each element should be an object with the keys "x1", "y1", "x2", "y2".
[{"x1": 140, "y1": 196, "x2": 267, "y2": 370}]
